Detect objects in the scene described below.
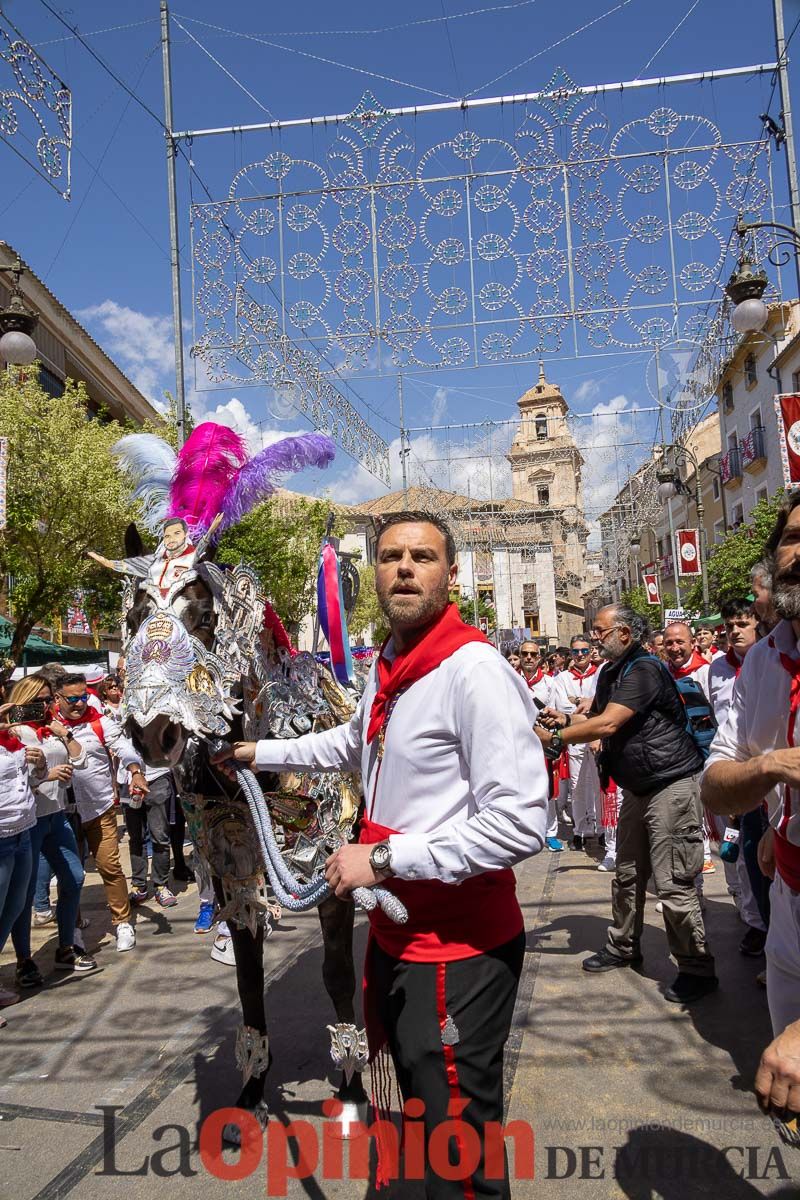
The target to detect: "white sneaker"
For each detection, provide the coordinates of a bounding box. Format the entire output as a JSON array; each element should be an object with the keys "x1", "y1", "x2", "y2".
[
  {"x1": 597, "y1": 855, "x2": 616, "y2": 872},
  {"x1": 655, "y1": 901, "x2": 664, "y2": 914},
  {"x1": 116, "y1": 922, "x2": 136, "y2": 952},
  {"x1": 33, "y1": 908, "x2": 54, "y2": 927},
  {"x1": 211, "y1": 934, "x2": 235, "y2": 966}
]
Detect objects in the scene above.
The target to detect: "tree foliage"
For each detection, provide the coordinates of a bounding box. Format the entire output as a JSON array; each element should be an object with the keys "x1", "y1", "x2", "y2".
[
  {"x1": 348, "y1": 563, "x2": 388, "y2": 644},
  {"x1": 218, "y1": 496, "x2": 334, "y2": 635},
  {"x1": 0, "y1": 373, "x2": 139, "y2": 662},
  {"x1": 620, "y1": 585, "x2": 677, "y2": 627},
  {"x1": 682, "y1": 492, "x2": 783, "y2": 612},
  {"x1": 452, "y1": 589, "x2": 495, "y2": 629}
]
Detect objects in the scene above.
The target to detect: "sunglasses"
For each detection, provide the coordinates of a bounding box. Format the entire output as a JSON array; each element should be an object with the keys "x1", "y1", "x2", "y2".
[
  {"x1": 572, "y1": 647, "x2": 591, "y2": 655},
  {"x1": 520, "y1": 651, "x2": 539, "y2": 658},
  {"x1": 60, "y1": 693, "x2": 88, "y2": 703}
]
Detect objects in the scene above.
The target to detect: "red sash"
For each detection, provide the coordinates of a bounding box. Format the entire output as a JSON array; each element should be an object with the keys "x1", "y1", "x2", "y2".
[
  {"x1": 772, "y1": 638, "x2": 800, "y2": 890},
  {"x1": 0, "y1": 730, "x2": 25, "y2": 753},
  {"x1": 366, "y1": 604, "x2": 488, "y2": 745},
  {"x1": 359, "y1": 815, "x2": 523, "y2": 963}
]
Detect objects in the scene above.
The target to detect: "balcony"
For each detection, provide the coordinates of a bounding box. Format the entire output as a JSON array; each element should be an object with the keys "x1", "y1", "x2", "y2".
[
  {"x1": 741, "y1": 427, "x2": 767, "y2": 473},
  {"x1": 720, "y1": 447, "x2": 743, "y2": 487}
]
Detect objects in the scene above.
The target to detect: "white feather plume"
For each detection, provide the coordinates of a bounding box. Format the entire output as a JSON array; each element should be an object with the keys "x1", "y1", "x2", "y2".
[{"x1": 112, "y1": 433, "x2": 177, "y2": 534}]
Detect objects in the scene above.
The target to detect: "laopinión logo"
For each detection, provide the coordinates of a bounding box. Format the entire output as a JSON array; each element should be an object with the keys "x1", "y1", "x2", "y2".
[{"x1": 96, "y1": 1100, "x2": 535, "y2": 1195}]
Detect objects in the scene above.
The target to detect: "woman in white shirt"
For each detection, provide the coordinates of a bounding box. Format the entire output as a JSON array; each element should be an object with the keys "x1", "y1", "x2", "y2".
[
  {"x1": 0, "y1": 713, "x2": 46, "y2": 1010},
  {"x1": 7, "y1": 674, "x2": 96, "y2": 984}
]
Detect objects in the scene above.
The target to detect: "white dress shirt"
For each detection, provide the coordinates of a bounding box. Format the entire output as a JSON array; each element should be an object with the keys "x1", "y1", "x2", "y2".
[
  {"x1": 707, "y1": 652, "x2": 743, "y2": 726},
  {"x1": 549, "y1": 666, "x2": 599, "y2": 714},
  {"x1": 520, "y1": 667, "x2": 552, "y2": 709},
  {"x1": 254, "y1": 641, "x2": 548, "y2": 884},
  {"x1": 11, "y1": 725, "x2": 87, "y2": 819},
  {"x1": 704, "y1": 620, "x2": 798, "y2": 838},
  {"x1": 62, "y1": 714, "x2": 141, "y2": 823}
]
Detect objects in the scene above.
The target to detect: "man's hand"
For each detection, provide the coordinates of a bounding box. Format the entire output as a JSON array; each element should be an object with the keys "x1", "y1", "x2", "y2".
[
  {"x1": 48, "y1": 720, "x2": 70, "y2": 740},
  {"x1": 47, "y1": 764, "x2": 73, "y2": 783},
  {"x1": 325, "y1": 844, "x2": 386, "y2": 897},
  {"x1": 764, "y1": 748, "x2": 800, "y2": 790},
  {"x1": 540, "y1": 707, "x2": 568, "y2": 730},
  {"x1": 755, "y1": 1020, "x2": 800, "y2": 1115},
  {"x1": 211, "y1": 742, "x2": 257, "y2": 766},
  {"x1": 535, "y1": 724, "x2": 554, "y2": 748},
  {"x1": 758, "y1": 825, "x2": 776, "y2": 880},
  {"x1": 128, "y1": 768, "x2": 149, "y2": 798},
  {"x1": 25, "y1": 747, "x2": 45, "y2": 772},
  {"x1": 575, "y1": 698, "x2": 593, "y2": 715}
]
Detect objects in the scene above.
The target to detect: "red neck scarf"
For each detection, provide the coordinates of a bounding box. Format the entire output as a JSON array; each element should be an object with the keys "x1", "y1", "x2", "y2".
[
  {"x1": 570, "y1": 663, "x2": 597, "y2": 681},
  {"x1": 56, "y1": 707, "x2": 99, "y2": 728},
  {"x1": 725, "y1": 647, "x2": 743, "y2": 677},
  {"x1": 0, "y1": 729, "x2": 25, "y2": 753},
  {"x1": 668, "y1": 650, "x2": 707, "y2": 679},
  {"x1": 366, "y1": 604, "x2": 489, "y2": 745},
  {"x1": 769, "y1": 635, "x2": 800, "y2": 889},
  {"x1": 523, "y1": 666, "x2": 544, "y2": 688}
]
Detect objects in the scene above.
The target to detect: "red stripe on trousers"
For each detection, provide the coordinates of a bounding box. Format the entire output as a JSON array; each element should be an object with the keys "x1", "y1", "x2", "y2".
[{"x1": 436, "y1": 963, "x2": 476, "y2": 1200}]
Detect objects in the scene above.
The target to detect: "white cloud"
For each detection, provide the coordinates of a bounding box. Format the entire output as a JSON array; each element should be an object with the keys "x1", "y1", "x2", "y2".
[
  {"x1": 431, "y1": 386, "x2": 449, "y2": 427},
  {"x1": 573, "y1": 378, "x2": 600, "y2": 406},
  {"x1": 77, "y1": 300, "x2": 174, "y2": 408},
  {"x1": 574, "y1": 393, "x2": 647, "y2": 547}
]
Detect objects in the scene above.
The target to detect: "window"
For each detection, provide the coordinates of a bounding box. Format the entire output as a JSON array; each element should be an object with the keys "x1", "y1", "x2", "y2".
[
  {"x1": 744, "y1": 353, "x2": 757, "y2": 387},
  {"x1": 731, "y1": 502, "x2": 744, "y2": 528},
  {"x1": 712, "y1": 476, "x2": 721, "y2": 501},
  {"x1": 722, "y1": 380, "x2": 734, "y2": 412},
  {"x1": 38, "y1": 364, "x2": 64, "y2": 398},
  {"x1": 793, "y1": 369, "x2": 800, "y2": 394},
  {"x1": 727, "y1": 430, "x2": 738, "y2": 454},
  {"x1": 713, "y1": 519, "x2": 725, "y2": 544},
  {"x1": 750, "y1": 407, "x2": 762, "y2": 431},
  {"x1": 755, "y1": 487, "x2": 769, "y2": 506},
  {"x1": 535, "y1": 414, "x2": 548, "y2": 440},
  {"x1": 537, "y1": 485, "x2": 550, "y2": 506}
]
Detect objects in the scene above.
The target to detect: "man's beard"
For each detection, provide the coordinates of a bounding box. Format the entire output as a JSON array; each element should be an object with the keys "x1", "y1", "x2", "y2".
[
  {"x1": 378, "y1": 578, "x2": 450, "y2": 630},
  {"x1": 772, "y1": 574, "x2": 800, "y2": 619},
  {"x1": 599, "y1": 631, "x2": 627, "y2": 661}
]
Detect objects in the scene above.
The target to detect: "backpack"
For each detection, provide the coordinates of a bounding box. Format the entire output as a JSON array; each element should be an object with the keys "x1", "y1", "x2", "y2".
[{"x1": 620, "y1": 655, "x2": 717, "y2": 761}]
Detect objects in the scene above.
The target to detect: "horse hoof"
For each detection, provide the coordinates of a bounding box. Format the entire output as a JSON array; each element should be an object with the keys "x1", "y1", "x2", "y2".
[
  {"x1": 327, "y1": 1098, "x2": 369, "y2": 1139},
  {"x1": 222, "y1": 1100, "x2": 269, "y2": 1147}
]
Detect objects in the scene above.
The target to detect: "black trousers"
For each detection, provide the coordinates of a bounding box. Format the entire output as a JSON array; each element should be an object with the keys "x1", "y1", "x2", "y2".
[{"x1": 370, "y1": 931, "x2": 525, "y2": 1199}]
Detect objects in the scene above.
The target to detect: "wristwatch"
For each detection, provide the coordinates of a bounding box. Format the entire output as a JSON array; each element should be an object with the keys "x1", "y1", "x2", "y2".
[
  {"x1": 369, "y1": 841, "x2": 393, "y2": 875},
  {"x1": 549, "y1": 731, "x2": 565, "y2": 755}
]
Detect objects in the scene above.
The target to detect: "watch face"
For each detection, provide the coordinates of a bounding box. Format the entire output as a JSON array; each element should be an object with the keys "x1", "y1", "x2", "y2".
[{"x1": 371, "y1": 843, "x2": 390, "y2": 869}]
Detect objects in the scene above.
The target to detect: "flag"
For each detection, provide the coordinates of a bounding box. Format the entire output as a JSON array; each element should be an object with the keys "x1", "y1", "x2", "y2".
[
  {"x1": 676, "y1": 529, "x2": 701, "y2": 577},
  {"x1": 642, "y1": 572, "x2": 661, "y2": 605},
  {"x1": 777, "y1": 393, "x2": 800, "y2": 488},
  {"x1": 316, "y1": 542, "x2": 354, "y2": 685}
]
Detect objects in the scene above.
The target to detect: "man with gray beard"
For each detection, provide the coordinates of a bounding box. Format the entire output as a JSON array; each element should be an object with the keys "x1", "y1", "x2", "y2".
[
  {"x1": 537, "y1": 603, "x2": 717, "y2": 1004},
  {"x1": 703, "y1": 495, "x2": 800, "y2": 1116}
]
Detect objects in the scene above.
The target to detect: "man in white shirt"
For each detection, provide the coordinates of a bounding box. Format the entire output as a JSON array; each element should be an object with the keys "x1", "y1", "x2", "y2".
[
  {"x1": 707, "y1": 600, "x2": 768, "y2": 956},
  {"x1": 518, "y1": 641, "x2": 563, "y2": 853},
  {"x1": 703, "y1": 494, "x2": 800, "y2": 1118},
  {"x1": 220, "y1": 511, "x2": 547, "y2": 1199},
  {"x1": 55, "y1": 675, "x2": 147, "y2": 952},
  {"x1": 548, "y1": 634, "x2": 601, "y2": 851}
]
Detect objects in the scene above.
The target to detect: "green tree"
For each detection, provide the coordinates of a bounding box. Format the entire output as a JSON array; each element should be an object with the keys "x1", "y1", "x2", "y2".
[
  {"x1": 620, "y1": 585, "x2": 677, "y2": 627},
  {"x1": 348, "y1": 563, "x2": 388, "y2": 644},
  {"x1": 0, "y1": 373, "x2": 137, "y2": 664},
  {"x1": 218, "y1": 496, "x2": 334, "y2": 635},
  {"x1": 452, "y1": 589, "x2": 495, "y2": 629},
  {"x1": 683, "y1": 492, "x2": 783, "y2": 612}
]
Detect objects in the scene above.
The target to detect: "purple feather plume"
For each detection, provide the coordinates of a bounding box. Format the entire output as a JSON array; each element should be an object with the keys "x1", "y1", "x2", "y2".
[
  {"x1": 167, "y1": 422, "x2": 248, "y2": 535},
  {"x1": 218, "y1": 433, "x2": 336, "y2": 532}
]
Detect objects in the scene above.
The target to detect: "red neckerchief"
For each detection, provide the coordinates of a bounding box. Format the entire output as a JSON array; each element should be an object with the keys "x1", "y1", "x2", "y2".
[
  {"x1": 725, "y1": 647, "x2": 743, "y2": 678},
  {"x1": 523, "y1": 666, "x2": 544, "y2": 689},
  {"x1": 0, "y1": 729, "x2": 25, "y2": 753},
  {"x1": 569, "y1": 664, "x2": 598, "y2": 681},
  {"x1": 56, "y1": 708, "x2": 100, "y2": 728},
  {"x1": 366, "y1": 603, "x2": 489, "y2": 745},
  {"x1": 668, "y1": 650, "x2": 707, "y2": 679}
]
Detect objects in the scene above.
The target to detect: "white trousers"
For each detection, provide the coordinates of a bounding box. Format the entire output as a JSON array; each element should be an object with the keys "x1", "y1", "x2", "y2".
[
  {"x1": 567, "y1": 747, "x2": 599, "y2": 837},
  {"x1": 546, "y1": 795, "x2": 559, "y2": 839},
  {"x1": 766, "y1": 873, "x2": 800, "y2": 1036}
]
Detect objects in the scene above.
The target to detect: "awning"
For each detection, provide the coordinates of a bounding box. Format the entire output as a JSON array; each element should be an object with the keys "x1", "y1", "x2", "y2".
[{"x1": 0, "y1": 616, "x2": 103, "y2": 666}]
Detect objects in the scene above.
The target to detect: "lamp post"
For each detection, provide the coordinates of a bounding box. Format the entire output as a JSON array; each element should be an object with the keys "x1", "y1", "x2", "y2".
[
  {"x1": 656, "y1": 444, "x2": 710, "y2": 613},
  {"x1": 724, "y1": 214, "x2": 800, "y2": 334},
  {"x1": 0, "y1": 257, "x2": 38, "y2": 367}
]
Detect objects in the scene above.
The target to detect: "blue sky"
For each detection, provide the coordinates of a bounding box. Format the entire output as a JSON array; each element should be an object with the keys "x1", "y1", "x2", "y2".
[{"x1": 2, "y1": 0, "x2": 799, "y2": 521}]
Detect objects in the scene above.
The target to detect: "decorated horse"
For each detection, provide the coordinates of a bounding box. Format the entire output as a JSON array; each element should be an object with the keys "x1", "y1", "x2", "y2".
[{"x1": 95, "y1": 422, "x2": 405, "y2": 1137}]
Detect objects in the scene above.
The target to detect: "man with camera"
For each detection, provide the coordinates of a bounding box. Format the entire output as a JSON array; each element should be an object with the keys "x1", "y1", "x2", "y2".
[{"x1": 536, "y1": 603, "x2": 717, "y2": 1005}]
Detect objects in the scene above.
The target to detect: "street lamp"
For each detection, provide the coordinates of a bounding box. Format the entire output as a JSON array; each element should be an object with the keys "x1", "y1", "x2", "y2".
[
  {"x1": 0, "y1": 257, "x2": 38, "y2": 366},
  {"x1": 658, "y1": 444, "x2": 710, "y2": 612},
  {"x1": 724, "y1": 213, "x2": 800, "y2": 335}
]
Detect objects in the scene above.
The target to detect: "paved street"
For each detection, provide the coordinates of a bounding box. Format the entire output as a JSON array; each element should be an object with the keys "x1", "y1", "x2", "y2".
[{"x1": 1, "y1": 826, "x2": 798, "y2": 1199}]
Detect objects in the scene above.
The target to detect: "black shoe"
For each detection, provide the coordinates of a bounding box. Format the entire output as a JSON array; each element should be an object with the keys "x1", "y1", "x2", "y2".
[
  {"x1": 15, "y1": 958, "x2": 43, "y2": 988},
  {"x1": 598, "y1": 833, "x2": 606, "y2": 849},
  {"x1": 582, "y1": 948, "x2": 643, "y2": 973},
  {"x1": 664, "y1": 973, "x2": 719, "y2": 1003},
  {"x1": 172, "y1": 865, "x2": 194, "y2": 882},
  {"x1": 571, "y1": 835, "x2": 584, "y2": 851},
  {"x1": 739, "y1": 926, "x2": 767, "y2": 957}
]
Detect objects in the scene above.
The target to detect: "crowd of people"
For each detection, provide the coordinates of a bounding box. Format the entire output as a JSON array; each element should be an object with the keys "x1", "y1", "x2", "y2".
[{"x1": 2, "y1": 498, "x2": 800, "y2": 1182}]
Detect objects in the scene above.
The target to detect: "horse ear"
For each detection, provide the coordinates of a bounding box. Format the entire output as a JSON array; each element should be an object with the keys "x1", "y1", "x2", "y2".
[{"x1": 124, "y1": 523, "x2": 145, "y2": 557}]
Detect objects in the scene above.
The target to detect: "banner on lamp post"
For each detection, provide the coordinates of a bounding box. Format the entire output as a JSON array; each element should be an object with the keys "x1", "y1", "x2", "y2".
[
  {"x1": 642, "y1": 571, "x2": 661, "y2": 605},
  {"x1": 776, "y1": 394, "x2": 800, "y2": 489},
  {"x1": 676, "y1": 529, "x2": 701, "y2": 577}
]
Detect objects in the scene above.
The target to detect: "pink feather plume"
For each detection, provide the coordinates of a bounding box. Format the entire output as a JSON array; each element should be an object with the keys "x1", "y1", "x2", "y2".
[{"x1": 167, "y1": 423, "x2": 248, "y2": 535}]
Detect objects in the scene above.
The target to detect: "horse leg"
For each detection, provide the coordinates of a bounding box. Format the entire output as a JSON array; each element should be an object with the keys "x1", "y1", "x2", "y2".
[
  {"x1": 212, "y1": 880, "x2": 270, "y2": 1126},
  {"x1": 318, "y1": 894, "x2": 369, "y2": 1129}
]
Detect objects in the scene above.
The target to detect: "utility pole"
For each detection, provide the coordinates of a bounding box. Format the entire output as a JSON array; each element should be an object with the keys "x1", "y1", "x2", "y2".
[
  {"x1": 160, "y1": 1, "x2": 187, "y2": 447},
  {"x1": 774, "y1": 0, "x2": 800, "y2": 294},
  {"x1": 397, "y1": 374, "x2": 409, "y2": 509}
]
